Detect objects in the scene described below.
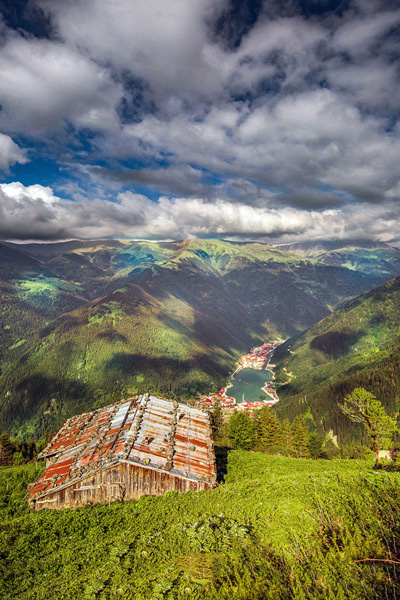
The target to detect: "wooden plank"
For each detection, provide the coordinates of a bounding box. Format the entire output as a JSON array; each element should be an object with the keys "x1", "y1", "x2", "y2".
[
  {"x1": 103, "y1": 481, "x2": 124, "y2": 486},
  {"x1": 36, "y1": 498, "x2": 58, "y2": 503}
]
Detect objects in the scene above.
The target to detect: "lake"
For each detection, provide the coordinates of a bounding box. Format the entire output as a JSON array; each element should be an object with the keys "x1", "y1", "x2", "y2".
[{"x1": 228, "y1": 368, "x2": 272, "y2": 403}]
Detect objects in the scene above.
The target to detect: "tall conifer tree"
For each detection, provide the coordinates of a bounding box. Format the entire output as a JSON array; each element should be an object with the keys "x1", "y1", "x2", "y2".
[
  {"x1": 0, "y1": 433, "x2": 13, "y2": 466},
  {"x1": 291, "y1": 416, "x2": 310, "y2": 458},
  {"x1": 255, "y1": 407, "x2": 281, "y2": 453},
  {"x1": 227, "y1": 412, "x2": 256, "y2": 450},
  {"x1": 280, "y1": 418, "x2": 294, "y2": 456}
]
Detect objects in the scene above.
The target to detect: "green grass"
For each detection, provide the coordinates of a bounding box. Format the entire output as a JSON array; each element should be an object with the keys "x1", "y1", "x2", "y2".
[
  {"x1": 87, "y1": 301, "x2": 124, "y2": 327},
  {"x1": 18, "y1": 279, "x2": 59, "y2": 293},
  {"x1": 1, "y1": 452, "x2": 400, "y2": 599},
  {"x1": 17, "y1": 277, "x2": 78, "y2": 295},
  {"x1": 9, "y1": 338, "x2": 26, "y2": 349}
]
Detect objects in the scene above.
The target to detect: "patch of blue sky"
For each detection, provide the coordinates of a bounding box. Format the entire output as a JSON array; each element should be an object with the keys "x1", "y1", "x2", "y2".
[
  {"x1": 201, "y1": 170, "x2": 225, "y2": 188},
  {"x1": 4, "y1": 156, "x2": 64, "y2": 189},
  {"x1": 119, "y1": 157, "x2": 164, "y2": 170},
  {"x1": 125, "y1": 185, "x2": 160, "y2": 202}
]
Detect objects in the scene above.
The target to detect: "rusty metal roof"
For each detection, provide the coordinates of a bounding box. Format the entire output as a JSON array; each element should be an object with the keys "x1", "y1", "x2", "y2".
[{"x1": 29, "y1": 394, "x2": 216, "y2": 501}]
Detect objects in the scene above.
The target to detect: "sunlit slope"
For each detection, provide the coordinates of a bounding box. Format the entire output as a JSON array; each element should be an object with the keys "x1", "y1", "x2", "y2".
[
  {"x1": 5, "y1": 238, "x2": 393, "y2": 312},
  {"x1": 7, "y1": 240, "x2": 180, "y2": 299},
  {"x1": 274, "y1": 275, "x2": 400, "y2": 441},
  {"x1": 11, "y1": 239, "x2": 178, "y2": 272},
  {"x1": 168, "y1": 238, "x2": 307, "y2": 274},
  {"x1": 0, "y1": 244, "x2": 86, "y2": 352},
  {"x1": 121, "y1": 240, "x2": 384, "y2": 334}
]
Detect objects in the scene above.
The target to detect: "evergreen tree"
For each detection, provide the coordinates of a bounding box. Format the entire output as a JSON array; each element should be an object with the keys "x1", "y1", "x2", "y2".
[
  {"x1": 210, "y1": 405, "x2": 225, "y2": 441},
  {"x1": 255, "y1": 407, "x2": 281, "y2": 453},
  {"x1": 280, "y1": 418, "x2": 294, "y2": 456},
  {"x1": 0, "y1": 433, "x2": 13, "y2": 466},
  {"x1": 291, "y1": 416, "x2": 310, "y2": 458},
  {"x1": 37, "y1": 432, "x2": 53, "y2": 454},
  {"x1": 339, "y1": 387, "x2": 398, "y2": 463},
  {"x1": 12, "y1": 450, "x2": 25, "y2": 466},
  {"x1": 308, "y1": 432, "x2": 324, "y2": 459},
  {"x1": 26, "y1": 438, "x2": 37, "y2": 461},
  {"x1": 227, "y1": 411, "x2": 256, "y2": 450}
]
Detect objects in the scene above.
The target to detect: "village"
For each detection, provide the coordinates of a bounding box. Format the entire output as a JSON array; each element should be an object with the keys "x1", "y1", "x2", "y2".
[{"x1": 196, "y1": 340, "x2": 284, "y2": 412}]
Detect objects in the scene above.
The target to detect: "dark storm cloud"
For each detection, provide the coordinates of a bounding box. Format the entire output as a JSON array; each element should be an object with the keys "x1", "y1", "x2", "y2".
[
  {"x1": 212, "y1": 0, "x2": 264, "y2": 50},
  {"x1": 0, "y1": 0, "x2": 53, "y2": 39},
  {"x1": 0, "y1": 183, "x2": 148, "y2": 240},
  {"x1": 85, "y1": 164, "x2": 215, "y2": 198},
  {"x1": 0, "y1": 0, "x2": 399, "y2": 242},
  {"x1": 273, "y1": 189, "x2": 348, "y2": 210}
]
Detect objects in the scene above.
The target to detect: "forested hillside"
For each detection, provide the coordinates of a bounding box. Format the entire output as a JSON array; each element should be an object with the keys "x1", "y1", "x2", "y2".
[{"x1": 274, "y1": 275, "x2": 400, "y2": 443}]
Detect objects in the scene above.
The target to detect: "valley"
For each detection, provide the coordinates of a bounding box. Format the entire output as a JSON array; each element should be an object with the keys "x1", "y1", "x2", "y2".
[{"x1": 1, "y1": 237, "x2": 400, "y2": 442}]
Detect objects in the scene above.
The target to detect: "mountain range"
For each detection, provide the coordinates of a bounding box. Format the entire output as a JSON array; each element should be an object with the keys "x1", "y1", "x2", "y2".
[{"x1": 2, "y1": 237, "x2": 400, "y2": 437}]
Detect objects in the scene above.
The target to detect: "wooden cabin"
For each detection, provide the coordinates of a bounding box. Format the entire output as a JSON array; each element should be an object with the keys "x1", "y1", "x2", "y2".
[{"x1": 29, "y1": 394, "x2": 217, "y2": 510}]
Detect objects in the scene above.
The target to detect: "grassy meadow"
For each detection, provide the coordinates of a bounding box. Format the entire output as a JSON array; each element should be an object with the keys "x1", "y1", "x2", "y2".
[{"x1": 1, "y1": 451, "x2": 400, "y2": 599}]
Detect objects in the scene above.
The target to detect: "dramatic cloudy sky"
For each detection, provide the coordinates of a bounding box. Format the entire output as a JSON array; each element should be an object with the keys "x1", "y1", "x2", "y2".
[{"x1": 0, "y1": 0, "x2": 399, "y2": 243}]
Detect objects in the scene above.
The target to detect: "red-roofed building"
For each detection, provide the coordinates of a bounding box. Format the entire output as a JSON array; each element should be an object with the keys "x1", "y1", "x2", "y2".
[{"x1": 29, "y1": 394, "x2": 217, "y2": 510}]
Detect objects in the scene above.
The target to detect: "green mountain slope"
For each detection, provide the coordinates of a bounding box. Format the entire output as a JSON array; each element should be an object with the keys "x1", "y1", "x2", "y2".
[
  {"x1": 0, "y1": 281, "x2": 256, "y2": 435},
  {"x1": 274, "y1": 275, "x2": 400, "y2": 443},
  {"x1": 0, "y1": 243, "x2": 87, "y2": 356}
]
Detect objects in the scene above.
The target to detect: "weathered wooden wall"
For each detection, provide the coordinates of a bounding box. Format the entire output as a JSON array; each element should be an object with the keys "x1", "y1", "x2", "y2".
[{"x1": 32, "y1": 462, "x2": 212, "y2": 510}]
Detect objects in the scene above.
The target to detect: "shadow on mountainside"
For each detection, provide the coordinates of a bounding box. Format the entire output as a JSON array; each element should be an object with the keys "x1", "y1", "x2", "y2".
[
  {"x1": 0, "y1": 373, "x2": 93, "y2": 434},
  {"x1": 310, "y1": 330, "x2": 361, "y2": 359},
  {"x1": 95, "y1": 331, "x2": 129, "y2": 343},
  {"x1": 105, "y1": 352, "x2": 229, "y2": 379}
]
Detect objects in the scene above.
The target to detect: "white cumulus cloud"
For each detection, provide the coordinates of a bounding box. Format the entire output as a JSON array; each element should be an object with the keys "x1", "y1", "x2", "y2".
[
  {"x1": 2, "y1": 181, "x2": 400, "y2": 246},
  {"x1": 0, "y1": 134, "x2": 28, "y2": 172}
]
